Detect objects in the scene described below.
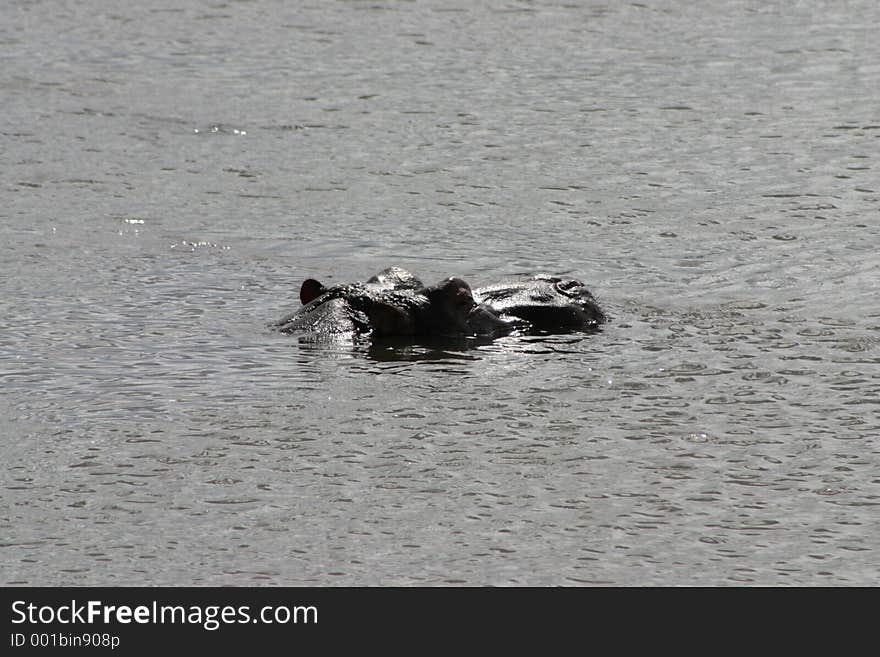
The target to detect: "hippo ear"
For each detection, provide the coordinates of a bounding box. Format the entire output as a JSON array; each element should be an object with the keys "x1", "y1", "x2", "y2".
[{"x1": 300, "y1": 279, "x2": 327, "y2": 305}]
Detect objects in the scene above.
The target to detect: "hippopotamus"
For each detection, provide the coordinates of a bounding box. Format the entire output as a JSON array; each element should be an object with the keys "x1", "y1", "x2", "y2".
[
  {"x1": 274, "y1": 268, "x2": 476, "y2": 338},
  {"x1": 273, "y1": 267, "x2": 605, "y2": 339}
]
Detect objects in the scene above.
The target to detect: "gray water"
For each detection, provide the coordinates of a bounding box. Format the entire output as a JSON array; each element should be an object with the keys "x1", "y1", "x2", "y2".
[{"x1": 2, "y1": 0, "x2": 878, "y2": 586}]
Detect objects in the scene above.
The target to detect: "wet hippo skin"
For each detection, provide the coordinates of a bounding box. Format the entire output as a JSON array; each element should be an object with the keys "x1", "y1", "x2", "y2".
[{"x1": 274, "y1": 268, "x2": 605, "y2": 339}]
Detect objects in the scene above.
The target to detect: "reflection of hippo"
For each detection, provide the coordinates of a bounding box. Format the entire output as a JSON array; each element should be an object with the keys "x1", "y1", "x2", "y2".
[
  {"x1": 273, "y1": 267, "x2": 605, "y2": 339},
  {"x1": 274, "y1": 269, "x2": 476, "y2": 338}
]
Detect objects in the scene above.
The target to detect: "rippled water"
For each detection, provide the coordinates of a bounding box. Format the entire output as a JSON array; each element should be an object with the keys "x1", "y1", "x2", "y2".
[{"x1": 2, "y1": 0, "x2": 878, "y2": 585}]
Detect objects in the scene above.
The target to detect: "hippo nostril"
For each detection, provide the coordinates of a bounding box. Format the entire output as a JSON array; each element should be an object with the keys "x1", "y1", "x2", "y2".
[{"x1": 555, "y1": 278, "x2": 585, "y2": 297}]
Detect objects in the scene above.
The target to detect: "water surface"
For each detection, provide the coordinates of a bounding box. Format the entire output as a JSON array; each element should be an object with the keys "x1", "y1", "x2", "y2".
[{"x1": 1, "y1": 0, "x2": 878, "y2": 585}]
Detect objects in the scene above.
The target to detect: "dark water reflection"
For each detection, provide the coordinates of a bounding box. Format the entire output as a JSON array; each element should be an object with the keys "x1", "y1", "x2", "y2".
[
  {"x1": 366, "y1": 337, "x2": 486, "y2": 363},
  {"x1": 2, "y1": 0, "x2": 879, "y2": 586}
]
